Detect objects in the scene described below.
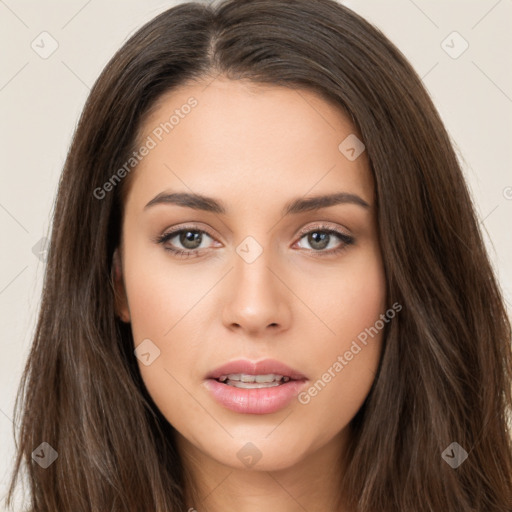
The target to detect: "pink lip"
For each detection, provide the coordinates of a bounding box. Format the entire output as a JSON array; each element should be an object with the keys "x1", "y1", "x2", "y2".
[{"x1": 204, "y1": 358, "x2": 308, "y2": 415}]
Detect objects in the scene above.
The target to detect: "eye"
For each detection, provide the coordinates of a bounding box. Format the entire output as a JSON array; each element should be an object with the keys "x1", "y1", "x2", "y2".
[
  {"x1": 155, "y1": 223, "x2": 355, "y2": 259},
  {"x1": 295, "y1": 223, "x2": 354, "y2": 255},
  {"x1": 156, "y1": 225, "x2": 217, "y2": 258}
]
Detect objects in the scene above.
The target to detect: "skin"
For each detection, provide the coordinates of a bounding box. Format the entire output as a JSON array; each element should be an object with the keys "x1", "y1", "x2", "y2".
[{"x1": 113, "y1": 77, "x2": 386, "y2": 512}]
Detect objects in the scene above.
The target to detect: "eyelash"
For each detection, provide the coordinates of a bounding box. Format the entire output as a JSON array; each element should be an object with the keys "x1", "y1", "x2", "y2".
[{"x1": 155, "y1": 223, "x2": 355, "y2": 259}]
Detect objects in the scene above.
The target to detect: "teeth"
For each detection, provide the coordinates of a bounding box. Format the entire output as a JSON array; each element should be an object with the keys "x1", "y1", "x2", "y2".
[
  {"x1": 244, "y1": 373, "x2": 283, "y2": 383},
  {"x1": 229, "y1": 380, "x2": 282, "y2": 389},
  {"x1": 221, "y1": 373, "x2": 284, "y2": 383},
  {"x1": 216, "y1": 373, "x2": 292, "y2": 386}
]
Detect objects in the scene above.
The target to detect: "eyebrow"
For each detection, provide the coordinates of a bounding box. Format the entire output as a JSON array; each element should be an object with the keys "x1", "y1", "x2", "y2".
[{"x1": 144, "y1": 190, "x2": 370, "y2": 215}]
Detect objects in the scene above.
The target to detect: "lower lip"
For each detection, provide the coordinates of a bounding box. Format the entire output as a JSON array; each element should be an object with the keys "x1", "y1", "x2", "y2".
[{"x1": 204, "y1": 378, "x2": 308, "y2": 414}]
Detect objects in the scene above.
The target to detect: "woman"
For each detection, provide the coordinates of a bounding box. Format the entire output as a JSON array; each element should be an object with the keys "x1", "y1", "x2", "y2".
[{"x1": 6, "y1": 0, "x2": 512, "y2": 511}]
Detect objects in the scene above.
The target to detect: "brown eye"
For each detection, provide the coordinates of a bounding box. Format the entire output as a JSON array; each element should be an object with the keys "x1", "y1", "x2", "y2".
[
  {"x1": 156, "y1": 227, "x2": 216, "y2": 257},
  {"x1": 176, "y1": 230, "x2": 203, "y2": 250},
  {"x1": 296, "y1": 225, "x2": 354, "y2": 255},
  {"x1": 304, "y1": 231, "x2": 331, "y2": 250}
]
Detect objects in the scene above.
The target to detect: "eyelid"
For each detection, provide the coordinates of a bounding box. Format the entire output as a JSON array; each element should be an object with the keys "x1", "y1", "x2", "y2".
[
  {"x1": 295, "y1": 221, "x2": 352, "y2": 239},
  {"x1": 157, "y1": 222, "x2": 216, "y2": 240},
  {"x1": 156, "y1": 221, "x2": 350, "y2": 242}
]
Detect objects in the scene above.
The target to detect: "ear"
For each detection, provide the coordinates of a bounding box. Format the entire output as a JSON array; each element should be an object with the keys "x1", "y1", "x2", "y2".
[{"x1": 112, "y1": 247, "x2": 131, "y2": 323}]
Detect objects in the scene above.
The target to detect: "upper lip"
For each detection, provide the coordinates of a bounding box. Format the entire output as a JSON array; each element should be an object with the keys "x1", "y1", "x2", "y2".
[{"x1": 206, "y1": 359, "x2": 307, "y2": 381}]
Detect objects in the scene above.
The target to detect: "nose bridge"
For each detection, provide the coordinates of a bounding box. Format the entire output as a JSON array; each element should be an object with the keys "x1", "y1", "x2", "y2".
[{"x1": 222, "y1": 236, "x2": 289, "y2": 332}]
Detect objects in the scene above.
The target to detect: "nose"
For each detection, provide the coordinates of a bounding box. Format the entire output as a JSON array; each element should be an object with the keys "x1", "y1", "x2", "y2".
[{"x1": 221, "y1": 247, "x2": 292, "y2": 336}]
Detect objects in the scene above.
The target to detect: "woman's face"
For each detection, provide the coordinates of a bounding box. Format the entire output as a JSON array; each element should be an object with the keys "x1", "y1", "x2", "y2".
[{"x1": 114, "y1": 78, "x2": 386, "y2": 472}]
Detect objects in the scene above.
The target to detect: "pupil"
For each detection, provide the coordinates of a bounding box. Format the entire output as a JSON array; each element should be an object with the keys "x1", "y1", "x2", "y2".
[{"x1": 309, "y1": 232, "x2": 329, "y2": 250}]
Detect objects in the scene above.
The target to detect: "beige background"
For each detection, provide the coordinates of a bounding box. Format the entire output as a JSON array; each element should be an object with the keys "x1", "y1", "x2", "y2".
[{"x1": 1, "y1": 0, "x2": 511, "y2": 508}]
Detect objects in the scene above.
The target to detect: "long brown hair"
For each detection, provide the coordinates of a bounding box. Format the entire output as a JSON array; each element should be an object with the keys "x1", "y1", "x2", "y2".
[{"x1": 6, "y1": 0, "x2": 512, "y2": 510}]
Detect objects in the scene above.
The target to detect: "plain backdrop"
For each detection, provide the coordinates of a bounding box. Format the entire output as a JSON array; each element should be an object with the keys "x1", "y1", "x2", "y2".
[{"x1": 1, "y1": 0, "x2": 511, "y2": 508}]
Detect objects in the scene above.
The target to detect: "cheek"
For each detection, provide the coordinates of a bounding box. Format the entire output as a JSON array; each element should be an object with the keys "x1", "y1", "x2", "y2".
[
  {"x1": 122, "y1": 241, "x2": 212, "y2": 343},
  {"x1": 299, "y1": 243, "x2": 387, "y2": 352},
  {"x1": 293, "y1": 248, "x2": 386, "y2": 430},
  {"x1": 121, "y1": 244, "x2": 214, "y2": 424},
  {"x1": 124, "y1": 265, "x2": 205, "y2": 429}
]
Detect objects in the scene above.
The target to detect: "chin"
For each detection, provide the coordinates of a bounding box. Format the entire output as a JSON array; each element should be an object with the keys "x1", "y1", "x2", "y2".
[{"x1": 207, "y1": 435, "x2": 310, "y2": 472}]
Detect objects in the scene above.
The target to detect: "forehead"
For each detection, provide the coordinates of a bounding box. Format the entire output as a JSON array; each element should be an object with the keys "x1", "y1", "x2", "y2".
[{"x1": 124, "y1": 78, "x2": 374, "y2": 212}]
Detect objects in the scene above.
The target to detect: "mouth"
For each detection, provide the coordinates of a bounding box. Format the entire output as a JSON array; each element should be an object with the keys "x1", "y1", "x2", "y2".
[{"x1": 204, "y1": 358, "x2": 308, "y2": 414}]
